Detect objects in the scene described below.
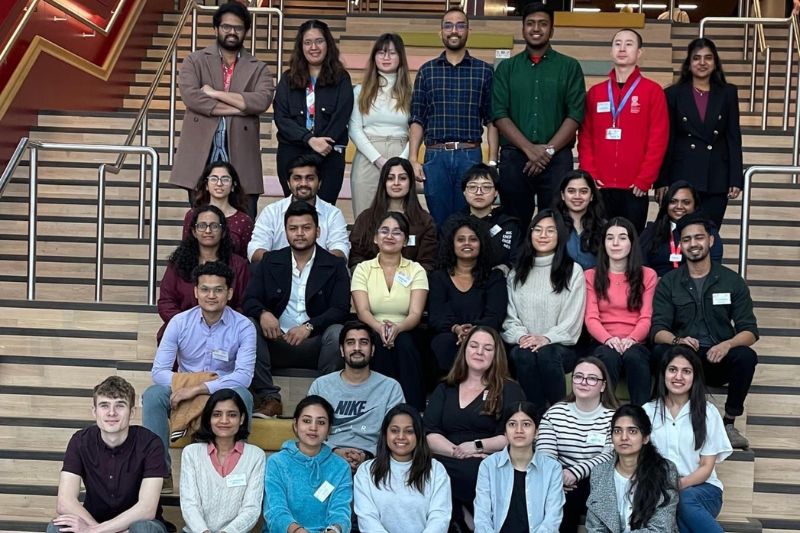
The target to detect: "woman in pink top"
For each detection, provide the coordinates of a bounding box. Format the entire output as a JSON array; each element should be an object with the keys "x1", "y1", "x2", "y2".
[{"x1": 585, "y1": 217, "x2": 657, "y2": 406}]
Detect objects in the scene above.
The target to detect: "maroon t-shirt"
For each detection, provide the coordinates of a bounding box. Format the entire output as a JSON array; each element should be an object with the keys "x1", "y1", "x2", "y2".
[
  {"x1": 61, "y1": 425, "x2": 167, "y2": 523},
  {"x1": 693, "y1": 88, "x2": 709, "y2": 122}
]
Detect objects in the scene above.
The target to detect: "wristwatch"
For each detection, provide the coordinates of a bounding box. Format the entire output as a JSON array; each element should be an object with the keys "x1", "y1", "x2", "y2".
[
  {"x1": 474, "y1": 439, "x2": 484, "y2": 452},
  {"x1": 304, "y1": 322, "x2": 314, "y2": 332},
  {"x1": 545, "y1": 146, "x2": 556, "y2": 156},
  {"x1": 487, "y1": 160, "x2": 498, "y2": 167}
]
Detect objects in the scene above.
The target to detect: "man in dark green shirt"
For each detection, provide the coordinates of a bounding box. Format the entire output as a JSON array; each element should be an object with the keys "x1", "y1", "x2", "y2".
[{"x1": 492, "y1": 2, "x2": 585, "y2": 226}]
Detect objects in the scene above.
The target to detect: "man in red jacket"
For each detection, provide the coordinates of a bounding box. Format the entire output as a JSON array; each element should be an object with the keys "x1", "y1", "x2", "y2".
[{"x1": 577, "y1": 29, "x2": 668, "y2": 232}]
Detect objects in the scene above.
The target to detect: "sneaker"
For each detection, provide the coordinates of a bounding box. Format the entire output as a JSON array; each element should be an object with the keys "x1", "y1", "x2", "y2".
[
  {"x1": 725, "y1": 423, "x2": 749, "y2": 449},
  {"x1": 161, "y1": 476, "x2": 173, "y2": 494},
  {"x1": 252, "y1": 397, "x2": 283, "y2": 419}
]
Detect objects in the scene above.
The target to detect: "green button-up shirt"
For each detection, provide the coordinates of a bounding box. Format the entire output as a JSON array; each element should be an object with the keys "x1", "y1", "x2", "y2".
[{"x1": 492, "y1": 47, "x2": 586, "y2": 146}]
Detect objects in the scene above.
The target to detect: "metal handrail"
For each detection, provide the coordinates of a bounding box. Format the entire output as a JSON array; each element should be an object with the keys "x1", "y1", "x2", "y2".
[
  {"x1": 738, "y1": 165, "x2": 800, "y2": 280},
  {"x1": 0, "y1": 137, "x2": 30, "y2": 197},
  {"x1": 24, "y1": 140, "x2": 160, "y2": 305}
]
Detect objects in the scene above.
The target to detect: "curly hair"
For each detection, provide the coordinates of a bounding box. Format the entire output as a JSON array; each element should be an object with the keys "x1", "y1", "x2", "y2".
[
  {"x1": 192, "y1": 160, "x2": 247, "y2": 212},
  {"x1": 168, "y1": 204, "x2": 234, "y2": 281},
  {"x1": 437, "y1": 215, "x2": 493, "y2": 288},
  {"x1": 286, "y1": 19, "x2": 347, "y2": 90}
]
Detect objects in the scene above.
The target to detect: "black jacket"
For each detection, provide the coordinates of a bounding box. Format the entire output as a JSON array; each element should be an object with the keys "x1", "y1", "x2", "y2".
[
  {"x1": 242, "y1": 245, "x2": 350, "y2": 334},
  {"x1": 658, "y1": 82, "x2": 743, "y2": 193},
  {"x1": 447, "y1": 207, "x2": 522, "y2": 269}
]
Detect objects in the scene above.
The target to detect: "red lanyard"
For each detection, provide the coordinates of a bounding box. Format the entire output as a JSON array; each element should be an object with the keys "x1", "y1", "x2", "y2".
[{"x1": 669, "y1": 238, "x2": 681, "y2": 269}]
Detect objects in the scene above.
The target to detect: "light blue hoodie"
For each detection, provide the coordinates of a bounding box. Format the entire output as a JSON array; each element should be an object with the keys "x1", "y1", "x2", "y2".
[{"x1": 263, "y1": 440, "x2": 352, "y2": 533}]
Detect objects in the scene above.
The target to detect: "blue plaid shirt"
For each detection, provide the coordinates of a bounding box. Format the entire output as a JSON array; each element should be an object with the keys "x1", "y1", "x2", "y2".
[{"x1": 410, "y1": 51, "x2": 493, "y2": 145}]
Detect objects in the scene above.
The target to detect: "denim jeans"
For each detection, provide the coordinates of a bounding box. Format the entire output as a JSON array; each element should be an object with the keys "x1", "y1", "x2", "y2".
[
  {"x1": 677, "y1": 483, "x2": 724, "y2": 533},
  {"x1": 142, "y1": 383, "x2": 253, "y2": 470},
  {"x1": 48, "y1": 520, "x2": 167, "y2": 533},
  {"x1": 423, "y1": 147, "x2": 482, "y2": 227}
]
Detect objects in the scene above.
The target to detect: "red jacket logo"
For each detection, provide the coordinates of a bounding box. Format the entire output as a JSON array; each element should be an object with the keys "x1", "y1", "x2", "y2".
[{"x1": 631, "y1": 95, "x2": 641, "y2": 114}]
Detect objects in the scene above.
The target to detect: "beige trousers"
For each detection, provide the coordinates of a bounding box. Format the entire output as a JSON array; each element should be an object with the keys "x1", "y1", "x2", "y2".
[{"x1": 350, "y1": 135, "x2": 408, "y2": 218}]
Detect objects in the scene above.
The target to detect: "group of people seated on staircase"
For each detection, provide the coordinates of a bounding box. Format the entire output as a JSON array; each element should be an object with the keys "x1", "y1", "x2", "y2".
[{"x1": 47, "y1": 1, "x2": 762, "y2": 533}]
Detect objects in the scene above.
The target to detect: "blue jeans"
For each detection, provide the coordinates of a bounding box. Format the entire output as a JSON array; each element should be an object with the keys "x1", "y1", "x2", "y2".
[
  {"x1": 423, "y1": 147, "x2": 482, "y2": 227},
  {"x1": 142, "y1": 383, "x2": 253, "y2": 470},
  {"x1": 677, "y1": 483, "x2": 724, "y2": 533}
]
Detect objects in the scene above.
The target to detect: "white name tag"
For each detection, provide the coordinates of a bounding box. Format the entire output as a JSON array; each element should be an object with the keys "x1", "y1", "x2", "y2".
[
  {"x1": 712, "y1": 292, "x2": 732, "y2": 305},
  {"x1": 314, "y1": 480, "x2": 335, "y2": 502},
  {"x1": 407, "y1": 235, "x2": 416, "y2": 247},
  {"x1": 586, "y1": 432, "x2": 606, "y2": 446},
  {"x1": 490, "y1": 224, "x2": 502, "y2": 237},
  {"x1": 212, "y1": 349, "x2": 229, "y2": 362},
  {"x1": 605, "y1": 128, "x2": 622, "y2": 140},
  {"x1": 395, "y1": 272, "x2": 412, "y2": 287},
  {"x1": 669, "y1": 253, "x2": 683, "y2": 263},
  {"x1": 597, "y1": 101, "x2": 611, "y2": 113},
  {"x1": 226, "y1": 473, "x2": 247, "y2": 487}
]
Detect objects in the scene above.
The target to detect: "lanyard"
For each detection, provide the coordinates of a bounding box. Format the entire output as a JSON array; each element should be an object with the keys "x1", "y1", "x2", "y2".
[
  {"x1": 607, "y1": 76, "x2": 641, "y2": 127},
  {"x1": 669, "y1": 237, "x2": 681, "y2": 269}
]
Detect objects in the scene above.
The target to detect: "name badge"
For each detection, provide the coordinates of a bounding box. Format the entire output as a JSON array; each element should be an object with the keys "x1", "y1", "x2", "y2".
[
  {"x1": 490, "y1": 224, "x2": 502, "y2": 237},
  {"x1": 314, "y1": 480, "x2": 335, "y2": 502},
  {"x1": 586, "y1": 432, "x2": 606, "y2": 446},
  {"x1": 597, "y1": 101, "x2": 611, "y2": 113},
  {"x1": 212, "y1": 349, "x2": 229, "y2": 362},
  {"x1": 407, "y1": 235, "x2": 416, "y2": 247},
  {"x1": 395, "y1": 272, "x2": 412, "y2": 287},
  {"x1": 669, "y1": 253, "x2": 683, "y2": 263},
  {"x1": 712, "y1": 292, "x2": 732, "y2": 305},
  {"x1": 226, "y1": 473, "x2": 247, "y2": 487},
  {"x1": 605, "y1": 128, "x2": 622, "y2": 140}
]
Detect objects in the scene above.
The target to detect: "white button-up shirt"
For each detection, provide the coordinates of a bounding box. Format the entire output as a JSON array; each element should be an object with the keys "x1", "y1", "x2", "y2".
[{"x1": 279, "y1": 248, "x2": 316, "y2": 332}]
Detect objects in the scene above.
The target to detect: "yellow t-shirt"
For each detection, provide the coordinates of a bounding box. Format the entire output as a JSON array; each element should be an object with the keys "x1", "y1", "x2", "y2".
[{"x1": 351, "y1": 255, "x2": 429, "y2": 323}]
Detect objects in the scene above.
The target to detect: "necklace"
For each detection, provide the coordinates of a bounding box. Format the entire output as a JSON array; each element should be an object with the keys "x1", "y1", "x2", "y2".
[{"x1": 693, "y1": 86, "x2": 708, "y2": 97}]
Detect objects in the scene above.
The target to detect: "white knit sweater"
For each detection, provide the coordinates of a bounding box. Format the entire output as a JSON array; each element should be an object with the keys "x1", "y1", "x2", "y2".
[
  {"x1": 349, "y1": 72, "x2": 410, "y2": 162},
  {"x1": 501, "y1": 254, "x2": 586, "y2": 346},
  {"x1": 179, "y1": 442, "x2": 265, "y2": 533}
]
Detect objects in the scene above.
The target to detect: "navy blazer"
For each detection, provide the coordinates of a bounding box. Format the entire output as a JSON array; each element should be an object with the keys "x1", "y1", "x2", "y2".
[
  {"x1": 659, "y1": 82, "x2": 743, "y2": 194},
  {"x1": 242, "y1": 245, "x2": 350, "y2": 334}
]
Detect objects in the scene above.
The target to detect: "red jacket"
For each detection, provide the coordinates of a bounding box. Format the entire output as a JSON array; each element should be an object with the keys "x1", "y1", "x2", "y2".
[{"x1": 577, "y1": 67, "x2": 669, "y2": 191}]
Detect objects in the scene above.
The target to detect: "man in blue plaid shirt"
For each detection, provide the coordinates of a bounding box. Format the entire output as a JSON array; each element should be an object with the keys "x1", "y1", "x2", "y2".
[{"x1": 408, "y1": 7, "x2": 497, "y2": 228}]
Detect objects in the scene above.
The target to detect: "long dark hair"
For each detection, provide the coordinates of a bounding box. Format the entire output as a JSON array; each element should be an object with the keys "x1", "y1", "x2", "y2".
[
  {"x1": 351, "y1": 157, "x2": 427, "y2": 253},
  {"x1": 513, "y1": 208, "x2": 575, "y2": 293},
  {"x1": 192, "y1": 160, "x2": 247, "y2": 212},
  {"x1": 678, "y1": 37, "x2": 727, "y2": 86},
  {"x1": 655, "y1": 346, "x2": 708, "y2": 450},
  {"x1": 612, "y1": 404, "x2": 676, "y2": 529},
  {"x1": 502, "y1": 401, "x2": 541, "y2": 450},
  {"x1": 437, "y1": 215, "x2": 493, "y2": 287},
  {"x1": 193, "y1": 389, "x2": 250, "y2": 443},
  {"x1": 371, "y1": 404, "x2": 432, "y2": 493},
  {"x1": 168, "y1": 204, "x2": 233, "y2": 281},
  {"x1": 445, "y1": 326, "x2": 512, "y2": 418},
  {"x1": 287, "y1": 19, "x2": 347, "y2": 89},
  {"x1": 553, "y1": 170, "x2": 606, "y2": 255},
  {"x1": 648, "y1": 181, "x2": 701, "y2": 254},
  {"x1": 594, "y1": 217, "x2": 645, "y2": 311}
]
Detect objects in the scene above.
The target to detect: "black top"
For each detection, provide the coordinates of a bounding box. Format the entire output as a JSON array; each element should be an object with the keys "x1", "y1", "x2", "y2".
[
  {"x1": 499, "y1": 469, "x2": 530, "y2": 533},
  {"x1": 427, "y1": 268, "x2": 508, "y2": 333},
  {"x1": 62, "y1": 425, "x2": 167, "y2": 523},
  {"x1": 446, "y1": 207, "x2": 522, "y2": 269},
  {"x1": 424, "y1": 380, "x2": 526, "y2": 444}
]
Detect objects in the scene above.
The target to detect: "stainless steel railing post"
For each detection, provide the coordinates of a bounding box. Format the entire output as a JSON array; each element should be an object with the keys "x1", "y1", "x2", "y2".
[
  {"x1": 793, "y1": 66, "x2": 800, "y2": 183},
  {"x1": 169, "y1": 49, "x2": 177, "y2": 166},
  {"x1": 96, "y1": 165, "x2": 107, "y2": 302},
  {"x1": 148, "y1": 149, "x2": 160, "y2": 306},
  {"x1": 749, "y1": 30, "x2": 758, "y2": 112},
  {"x1": 761, "y1": 47, "x2": 771, "y2": 130},
  {"x1": 738, "y1": 167, "x2": 753, "y2": 279},
  {"x1": 743, "y1": 0, "x2": 750, "y2": 60},
  {"x1": 191, "y1": 7, "x2": 197, "y2": 51},
  {"x1": 251, "y1": 13, "x2": 257, "y2": 55},
  {"x1": 26, "y1": 146, "x2": 38, "y2": 300},
  {"x1": 139, "y1": 114, "x2": 148, "y2": 239},
  {"x1": 783, "y1": 23, "x2": 794, "y2": 131}
]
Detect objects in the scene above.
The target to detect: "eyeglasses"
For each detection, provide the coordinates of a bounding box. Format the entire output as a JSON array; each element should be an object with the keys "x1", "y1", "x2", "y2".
[
  {"x1": 572, "y1": 373, "x2": 604, "y2": 386},
  {"x1": 195, "y1": 222, "x2": 222, "y2": 232},
  {"x1": 465, "y1": 184, "x2": 495, "y2": 194},
  {"x1": 442, "y1": 22, "x2": 468, "y2": 31},
  {"x1": 376, "y1": 49, "x2": 398, "y2": 58},
  {"x1": 612, "y1": 427, "x2": 641, "y2": 436},
  {"x1": 303, "y1": 38, "x2": 326, "y2": 48},
  {"x1": 208, "y1": 175, "x2": 232, "y2": 185},
  {"x1": 219, "y1": 23, "x2": 245, "y2": 34},
  {"x1": 532, "y1": 227, "x2": 557, "y2": 236},
  {"x1": 378, "y1": 227, "x2": 405, "y2": 238},
  {"x1": 198, "y1": 286, "x2": 227, "y2": 295}
]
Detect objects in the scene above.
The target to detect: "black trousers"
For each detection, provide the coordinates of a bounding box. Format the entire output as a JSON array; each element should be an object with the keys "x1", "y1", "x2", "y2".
[
  {"x1": 697, "y1": 191, "x2": 729, "y2": 230},
  {"x1": 509, "y1": 343, "x2": 578, "y2": 416},
  {"x1": 276, "y1": 143, "x2": 345, "y2": 205},
  {"x1": 371, "y1": 331, "x2": 425, "y2": 411},
  {"x1": 560, "y1": 477, "x2": 590, "y2": 533},
  {"x1": 591, "y1": 343, "x2": 654, "y2": 406},
  {"x1": 600, "y1": 188, "x2": 651, "y2": 234}
]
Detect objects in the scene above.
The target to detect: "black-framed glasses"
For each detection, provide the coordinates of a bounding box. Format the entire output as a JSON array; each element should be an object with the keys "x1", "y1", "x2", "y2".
[
  {"x1": 207, "y1": 175, "x2": 232, "y2": 185},
  {"x1": 572, "y1": 373, "x2": 604, "y2": 386},
  {"x1": 195, "y1": 222, "x2": 222, "y2": 232},
  {"x1": 442, "y1": 22, "x2": 468, "y2": 31},
  {"x1": 219, "y1": 23, "x2": 244, "y2": 34}
]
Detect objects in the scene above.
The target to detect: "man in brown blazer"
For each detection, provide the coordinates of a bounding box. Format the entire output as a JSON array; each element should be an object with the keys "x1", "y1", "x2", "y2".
[{"x1": 170, "y1": 2, "x2": 275, "y2": 218}]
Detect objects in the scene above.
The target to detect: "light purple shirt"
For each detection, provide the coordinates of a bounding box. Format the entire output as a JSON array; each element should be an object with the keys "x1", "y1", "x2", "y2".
[{"x1": 152, "y1": 305, "x2": 256, "y2": 393}]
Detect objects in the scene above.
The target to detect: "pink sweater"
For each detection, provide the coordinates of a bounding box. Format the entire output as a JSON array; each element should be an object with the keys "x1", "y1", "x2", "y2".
[{"x1": 584, "y1": 267, "x2": 657, "y2": 343}]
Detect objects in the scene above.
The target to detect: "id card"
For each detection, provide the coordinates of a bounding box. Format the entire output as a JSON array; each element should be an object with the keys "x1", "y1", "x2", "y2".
[
  {"x1": 586, "y1": 432, "x2": 606, "y2": 445},
  {"x1": 226, "y1": 473, "x2": 247, "y2": 487},
  {"x1": 212, "y1": 349, "x2": 229, "y2": 362},
  {"x1": 407, "y1": 235, "x2": 416, "y2": 247},
  {"x1": 605, "y1": 128, "x2": 622, "y2": 140},
  {"x1": 669, "y1": 253, "x2": 683, "y2": 263},
  {"x1": 395, "y1": 272, "x2": 412, "y2": 287},
  {"x1": 490, "y1": 224, "x2": 502, "y2": 237},
  {"x1": 314, "y1": 480, "x2": 335, "y2": 502},
  {"x1": 596, "y1": 101, "x2": 611, "y2": 113},
  {"x1": 712, "y1": 293, "x2": 732, "y2": 305}
]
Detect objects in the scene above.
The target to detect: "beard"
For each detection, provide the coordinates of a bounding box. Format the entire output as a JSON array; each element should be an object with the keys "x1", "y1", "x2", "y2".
[
  {"x1": 218, "y1": 34, "x2": 243, "y2": 52},
  {"x1": 345, "y1": 351, "x2": 371, "y2": 369}
]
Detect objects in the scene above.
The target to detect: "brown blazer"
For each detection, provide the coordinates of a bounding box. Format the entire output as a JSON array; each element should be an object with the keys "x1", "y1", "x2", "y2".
[{"x1": 170, "y1": 44, "x2": 275, "y2": 195}]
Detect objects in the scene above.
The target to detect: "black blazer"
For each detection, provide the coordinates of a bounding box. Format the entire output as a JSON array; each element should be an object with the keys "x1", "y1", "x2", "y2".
[
  {"x1": 242, "y1": 245, "x2": 350, "y2": 334},
  {"x1": 659, "y1": 82, "x2": 743, "y2": 193},
  {"x1": 273, "y1": 71, "x2": 353, "y2": 147}
]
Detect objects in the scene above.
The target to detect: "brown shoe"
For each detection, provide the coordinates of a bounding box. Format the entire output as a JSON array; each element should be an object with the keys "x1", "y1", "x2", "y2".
[
  {"x1": 253, "y1": 397, "x2": 283, "y2": 418},
  {"x1": 161, "y1": 476, "x2": 173, "y2": 494}
]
